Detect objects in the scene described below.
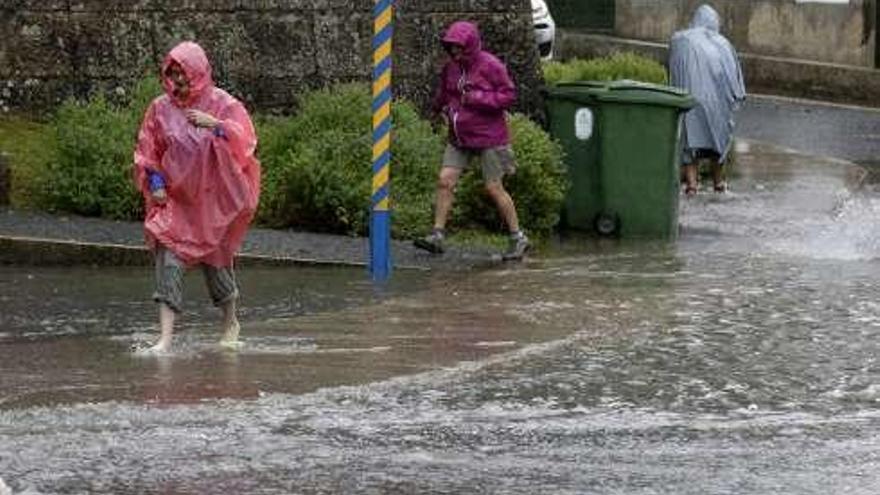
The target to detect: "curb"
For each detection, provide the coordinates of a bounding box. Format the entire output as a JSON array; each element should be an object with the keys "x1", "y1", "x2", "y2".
[{"x1": 0, "y1": 235, "x2": 431, "y2": 270}]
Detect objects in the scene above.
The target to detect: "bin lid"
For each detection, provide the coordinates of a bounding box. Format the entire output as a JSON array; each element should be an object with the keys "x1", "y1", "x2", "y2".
[
  {"x1": 543, "y1": 81, "x2": 608, "y2": 101},
  {"x1": 546, "y1": 80, "x2": 695, "y2": 110}
]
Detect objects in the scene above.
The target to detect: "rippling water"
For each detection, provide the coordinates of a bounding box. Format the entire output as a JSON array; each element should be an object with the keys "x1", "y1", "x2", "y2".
[{"x1": 3, "y1": 143, "x2": 880, "y2": 494}]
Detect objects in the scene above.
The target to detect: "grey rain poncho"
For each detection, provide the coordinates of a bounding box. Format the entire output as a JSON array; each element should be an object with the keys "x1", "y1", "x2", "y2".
[{"x1": 669, "y1": 4, "x2": 746, "y2": 163}]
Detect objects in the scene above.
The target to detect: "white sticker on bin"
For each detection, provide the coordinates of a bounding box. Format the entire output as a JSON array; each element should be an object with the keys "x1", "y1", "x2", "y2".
[{"x1": 575, "y1": 108, "x2": 594, "y2": 141}]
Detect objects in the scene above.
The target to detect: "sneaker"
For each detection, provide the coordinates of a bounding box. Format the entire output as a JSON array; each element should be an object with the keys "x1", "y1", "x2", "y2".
[
  {"x1": 502, "y1": 234, "x2": 530, "y2": 261},
  {"x1": 413, "y1": 231, "x2": 445, "y2": 254}
]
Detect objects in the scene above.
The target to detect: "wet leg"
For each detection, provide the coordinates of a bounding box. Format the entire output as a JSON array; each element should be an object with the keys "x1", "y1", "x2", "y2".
[
  {"x1": 684, "y1": 163, "x2": 699, "y2": 195},
  {"x1": 432, "y1": 166, "x2": 462, "y2": 231},
  {"x1": 485, "y1": 180, "x2": 520, "y2": 233},
  {"x1": 219, "y1": 298, "x2": 241, "y2": 346},
  {"x1": 711, "y1": 159, "x2": 726, "y2": 192},
  {"x1": 150, "y1": 303, "x2": 176, "y2": 352}
]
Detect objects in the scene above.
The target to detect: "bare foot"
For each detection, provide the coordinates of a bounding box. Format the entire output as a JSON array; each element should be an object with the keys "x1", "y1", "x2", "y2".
[
  {"x1": 219, "y1": 320, "x2": 241, "y2": 348},
  {"x1": 134, "y1": 341, "x2": 172, "y2": 356},
  {"x1": 218, "y1": 339, "x2": 244, "y2": 351}
]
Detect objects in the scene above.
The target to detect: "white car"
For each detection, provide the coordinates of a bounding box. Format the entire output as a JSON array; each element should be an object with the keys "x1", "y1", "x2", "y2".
[{"x1": 532, "y1": 0, "x2": 556, "y2": 60}]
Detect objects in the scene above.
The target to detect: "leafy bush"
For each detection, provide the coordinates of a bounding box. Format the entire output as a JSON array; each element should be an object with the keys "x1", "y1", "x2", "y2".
[
  {"x1": 258, "y1": 84, "x2": 568, "y2": 239},
  {"x1": 256, "y1": 84, "x2": 442, "y2": 238},
  {"x1": 543, "y1": 52, "x2": 668, "y2": 85},
  {"x1": 0, "y1": 117, "x2": 53, "y2": 209},
  {"x1": 40, "y1": 77, "x2": 161, "y2": 219},
  {"x1": 8, "y1": 79, "x2": 569, "y2": 242},
  {"x1": 454, "y1": 113, "x2": 568, "y2": 237}
]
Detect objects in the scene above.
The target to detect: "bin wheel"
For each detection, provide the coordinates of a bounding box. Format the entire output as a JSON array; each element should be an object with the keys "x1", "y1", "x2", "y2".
[{"x1": 594, "y1": 212, "x2": 620, "y2": 237}]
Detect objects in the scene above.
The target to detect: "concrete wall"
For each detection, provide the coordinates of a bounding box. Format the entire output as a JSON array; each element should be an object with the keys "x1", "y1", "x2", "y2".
[
  {"x1": 557, "y1": 31, "x2": 880, "y2": 107},
  {"x1": 0, "y1": 0, "x2": 542, "y2": 115},
  {"x1": 614, "y1": 0, "x2": 875, "y2": 68}
]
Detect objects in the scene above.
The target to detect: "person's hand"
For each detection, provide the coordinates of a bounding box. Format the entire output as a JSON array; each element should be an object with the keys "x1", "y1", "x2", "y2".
[
  {"x1": 185, "y1": 109, "x2": 219, "y2": 129},
  {"x1": 151, "y1": 187, "x2": 167, "y2": 204}
]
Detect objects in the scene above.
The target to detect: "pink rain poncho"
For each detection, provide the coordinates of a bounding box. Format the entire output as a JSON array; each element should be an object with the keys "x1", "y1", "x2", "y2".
[{"x1": 133, "y1": 42, "x2": 261, "y2": 267}]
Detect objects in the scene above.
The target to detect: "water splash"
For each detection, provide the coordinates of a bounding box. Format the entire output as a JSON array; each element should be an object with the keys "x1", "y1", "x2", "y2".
[{"x1": 773, "y1": 191, "x2": 880, "y2": 261}]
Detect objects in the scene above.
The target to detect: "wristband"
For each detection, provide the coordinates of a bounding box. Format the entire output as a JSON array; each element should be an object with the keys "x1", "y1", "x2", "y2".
[
  {"x1": 147, "y1": 169, "x2": 165, "y2": 192},
  {"x1": 212, "y1": 124, "x2": 227, "y2": 139}
]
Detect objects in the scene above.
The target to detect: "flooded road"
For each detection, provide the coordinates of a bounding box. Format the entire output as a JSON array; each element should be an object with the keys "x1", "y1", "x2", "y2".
[{"x1": 3, "y1": 141, "x2": 880, "y2": 493}]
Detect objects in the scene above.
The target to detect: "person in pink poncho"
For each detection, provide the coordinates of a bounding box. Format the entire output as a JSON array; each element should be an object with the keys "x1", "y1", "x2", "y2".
[{"x1": 133, "y1": 41, "x2": 261, "y2": 353}]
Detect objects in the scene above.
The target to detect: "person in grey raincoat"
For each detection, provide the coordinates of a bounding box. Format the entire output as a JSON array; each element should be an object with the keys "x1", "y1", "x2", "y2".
[{"x1": 669, "y1": 4, "x2": 746, "y2": 195}]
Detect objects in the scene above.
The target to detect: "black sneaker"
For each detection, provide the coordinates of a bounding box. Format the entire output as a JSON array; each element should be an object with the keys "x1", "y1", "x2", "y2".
[
  {"x1": 502, "y1": 234, "x2": 530, "y2": 261},
  {"x1": 413, "y1": 231, "x2": 445, "y2": 254}
]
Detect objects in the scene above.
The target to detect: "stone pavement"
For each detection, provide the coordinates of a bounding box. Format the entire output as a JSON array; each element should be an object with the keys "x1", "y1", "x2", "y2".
[{"x1": 0, "y1": 208, "x2": 500, "y2": 271}]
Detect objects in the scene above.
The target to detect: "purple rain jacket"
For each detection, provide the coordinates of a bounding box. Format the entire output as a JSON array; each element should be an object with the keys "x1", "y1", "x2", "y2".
[{"x1": 432, "y1": 21, "x2": 517, "y2": 149}]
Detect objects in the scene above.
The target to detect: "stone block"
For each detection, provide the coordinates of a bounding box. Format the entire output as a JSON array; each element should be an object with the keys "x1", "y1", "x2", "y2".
[
  {"x1": 0, "y1": 12, "x2": 73, "y2": 79},
  {"x1": 0, "y1": 0, "x2": 67, "y2": 12},
  {"x1": 397, "y1": 0, "x2": 529, "y2": 14},
  {"x1": 231, "y1": 74, "x2": 321, "y2": 112},
  {"x1": 67, "y1": 13, "x2": 157, "y2": 79},
  {"x1": 238, "y1": 11, "x2": 319, "y2": 79},
  {"x1": 68, "y1": 0, "x2": 153, "y2": 12},
  {"x1": 152, "y1": 0, "x2": 242, "y2": 13},
  {"x1": 304, "y1": 0, "x2": 371, "y2": 10},
  {"x1": 0, "y1": 1, "x2": 543, "y2": 116},
  {"x1": 151, "y1": 12, "x2": 257, "y2": 76},
  {"x1": 313, "y1": 9, "x2": 372, "y2": 82}
]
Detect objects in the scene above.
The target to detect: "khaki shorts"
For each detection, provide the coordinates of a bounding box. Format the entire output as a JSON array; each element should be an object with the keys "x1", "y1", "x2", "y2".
[
  {"x1": 153, "y1": 247, "x2": 239, "y2": 313},
  {"x1": 443, "y1": 144, "x2": 517, "y2": 182}
]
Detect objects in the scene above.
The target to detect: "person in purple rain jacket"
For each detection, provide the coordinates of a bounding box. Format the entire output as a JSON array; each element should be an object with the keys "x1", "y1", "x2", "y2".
[{"x1": 414, "y1": 20, "x2": 530, "y2": 261}]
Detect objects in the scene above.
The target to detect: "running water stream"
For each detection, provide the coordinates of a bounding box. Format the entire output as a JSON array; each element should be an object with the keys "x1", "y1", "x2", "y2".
[{"x1": 2, "y1": 141, "x2": 880, "y2": 494}]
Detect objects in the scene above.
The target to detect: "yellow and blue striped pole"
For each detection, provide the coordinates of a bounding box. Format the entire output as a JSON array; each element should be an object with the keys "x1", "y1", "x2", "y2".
[{"x1": 370, "y1": 0, "x2": 393, "y2": 281}]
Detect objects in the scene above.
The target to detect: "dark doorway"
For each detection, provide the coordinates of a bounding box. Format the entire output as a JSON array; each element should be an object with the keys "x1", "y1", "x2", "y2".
[{"x1": 547, "y1": 0, "x2": 615, "y2": 32}]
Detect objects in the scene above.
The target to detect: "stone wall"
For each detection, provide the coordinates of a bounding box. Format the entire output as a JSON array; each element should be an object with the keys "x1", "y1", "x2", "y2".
[
  {"x1": 614, "y1": 0, "x2": 875, "y2": 68},
  {"x1": 0, "y1": 0, "x2": 542, "y2": 115}
]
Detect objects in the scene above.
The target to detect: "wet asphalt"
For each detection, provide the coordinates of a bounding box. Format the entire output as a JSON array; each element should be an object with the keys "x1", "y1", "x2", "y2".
[{"x1": 737, "y1": 94, "x2": 880, "y2": 166}]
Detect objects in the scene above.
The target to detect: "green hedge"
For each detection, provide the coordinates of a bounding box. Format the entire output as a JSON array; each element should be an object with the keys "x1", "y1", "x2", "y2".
[
  {"x1": 543, "y1": 52, "x2": 668, "y2": 86},
  {"x1": 3, "y1": 81, "x2": 568, "y2": 240},
  {"x1": 0, "y1": 117, "x2": 53, "y2": 209},
  {"x1": 258, "y1": 85, "x2": 568, "y2": 238},
  {"x1": 256, "y1": 84, "x2": 442, "y2": 239},
  {"x1": 25, "y1": 77, "x2": 161, "y2": 220}
]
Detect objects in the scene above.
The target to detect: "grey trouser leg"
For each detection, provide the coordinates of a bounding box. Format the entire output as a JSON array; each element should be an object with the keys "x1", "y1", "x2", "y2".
[
  {"x1": 201, "y1": 263, "x2": 239, "y2": 307},
  {"x1": 153, "y1": 247, "x2": 238, "y2": 312}
]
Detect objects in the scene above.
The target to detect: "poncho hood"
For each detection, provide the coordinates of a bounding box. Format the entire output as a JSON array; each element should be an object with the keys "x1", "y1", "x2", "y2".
[
  {"x1": 442, "y1": 21, "x2": 482, "y2": 66},
  {"x1": 161, "y1": 41, "x2": 214, "y2": 108}
]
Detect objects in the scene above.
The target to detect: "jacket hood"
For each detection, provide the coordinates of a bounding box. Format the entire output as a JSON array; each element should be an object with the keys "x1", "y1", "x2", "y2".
[
  {"x1": 690, "y1": 4, "x2": 721, "y2": 33},
  {"x1": 161, "y1": 41, "x2": 214, "y2": 107},
  {"x1": 442, "y1": 21, "x2": 482, "y2": 64}
]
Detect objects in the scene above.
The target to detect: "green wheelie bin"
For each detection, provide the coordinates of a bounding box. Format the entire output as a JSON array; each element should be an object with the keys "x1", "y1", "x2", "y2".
[{"x1": 544, "y1": 80, "x2": 695, "y2": 239}]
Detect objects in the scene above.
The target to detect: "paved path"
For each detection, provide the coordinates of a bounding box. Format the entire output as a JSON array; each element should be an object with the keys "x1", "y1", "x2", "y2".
[{"x1": 0, "y1": 208, "x2": 499, "y2": 270}]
